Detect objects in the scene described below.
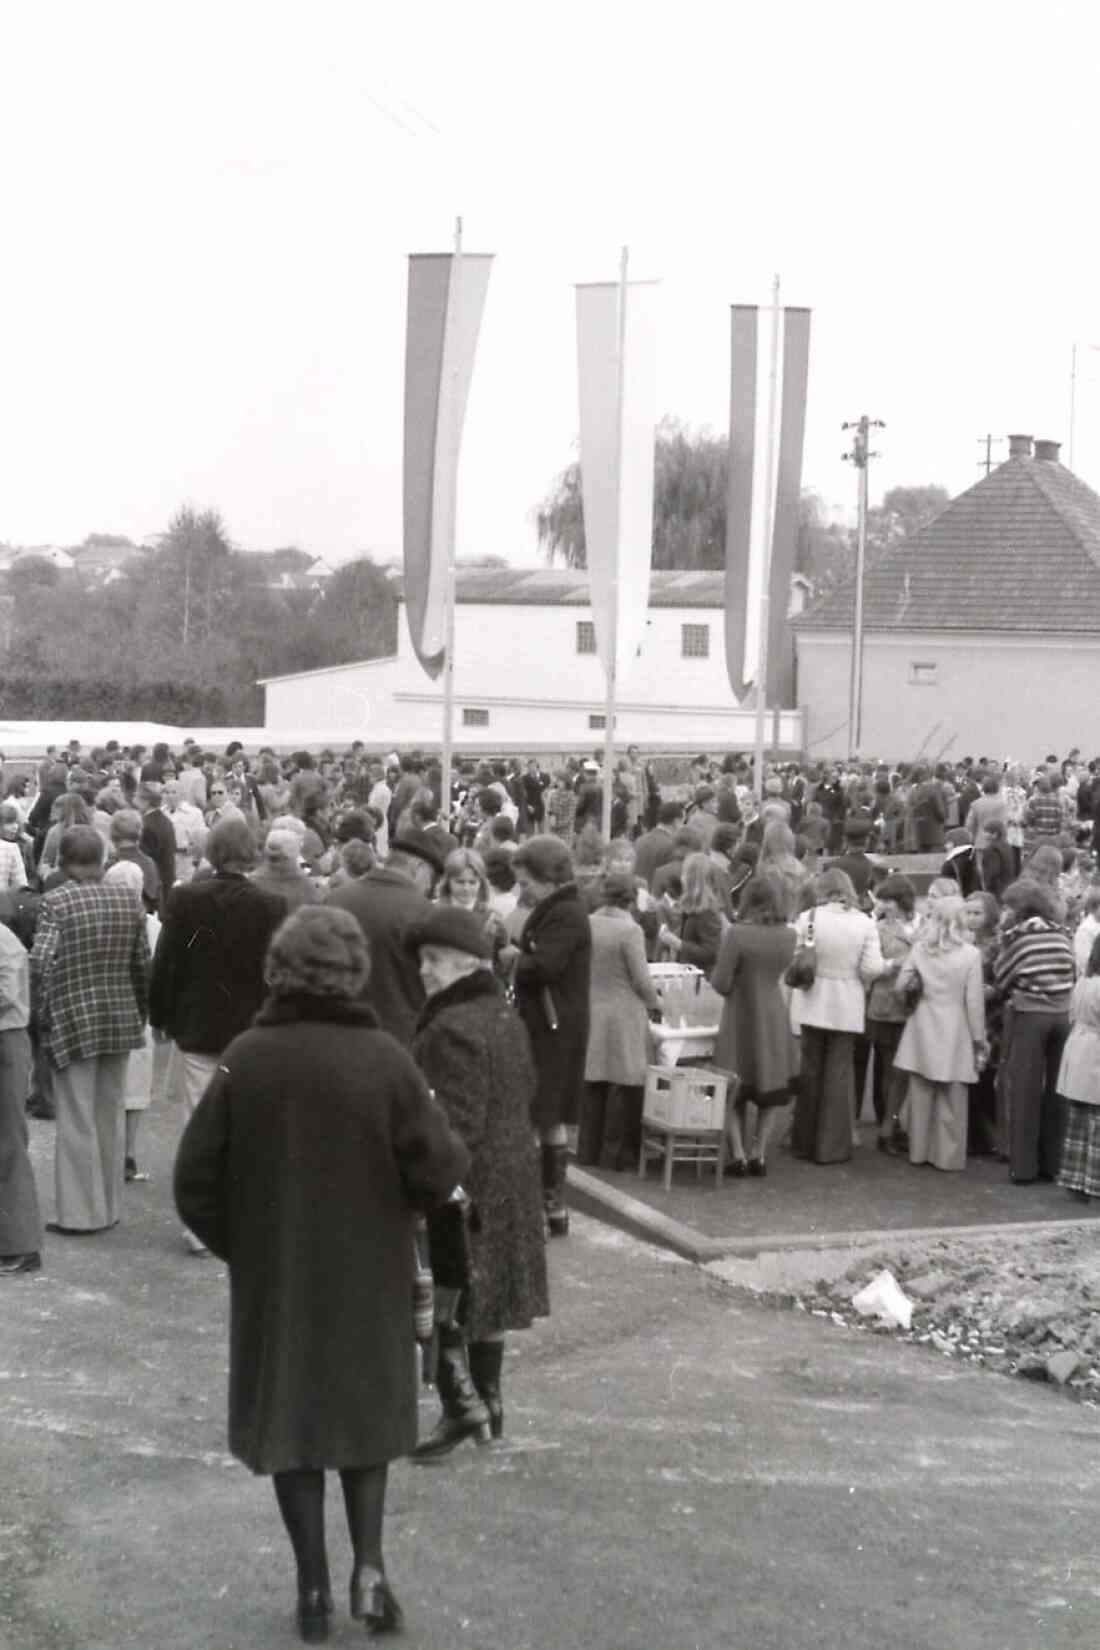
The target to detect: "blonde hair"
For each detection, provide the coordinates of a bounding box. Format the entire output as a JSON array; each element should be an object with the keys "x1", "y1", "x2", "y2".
[
  {"x1": 438, "y1": 846, "x2": 490, "y2": 911},
  {"x1": 681, "y1": 852, "x2": 726, "y2": 915},
  {"x1": 919, "y1": 894, "x2": 969, "y2": 955}
]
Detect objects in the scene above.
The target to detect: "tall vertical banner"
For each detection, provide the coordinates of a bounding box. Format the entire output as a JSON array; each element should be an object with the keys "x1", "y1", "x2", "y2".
[
  {"x1": 575, "y1": 278, "x2": 660, "y2": 689},
  {"x1": 403, "y1": 251, "x2": 493, "y2": 679},
  {"x1": 724, "y1": 303, "x2": 811, "y2": 705}
]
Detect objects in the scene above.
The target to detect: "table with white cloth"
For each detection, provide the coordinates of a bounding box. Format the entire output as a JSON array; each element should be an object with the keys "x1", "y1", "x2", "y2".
[{"x1": 647, "y1": 963, "x2": 722, "y2": 1067}]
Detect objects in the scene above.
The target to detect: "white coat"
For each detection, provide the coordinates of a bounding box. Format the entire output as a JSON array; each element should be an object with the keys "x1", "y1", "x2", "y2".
[
  {"x1": 894, "y1": 941, "x2": 985, "y2": 1084},
  {"x1": 790, "y1": 903, "x2": 888, "y2": 1034},
  {"x1": 1056, "y1": 977, "x2": 1100, "y2": 1106}
]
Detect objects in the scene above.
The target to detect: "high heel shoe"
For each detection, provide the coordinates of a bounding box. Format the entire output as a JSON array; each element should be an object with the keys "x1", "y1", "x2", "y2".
[
  {"x1": 350, "y1": 1567, "x2": 404, "y2": 1634},
  {"x1": 296, "y1": 1586, "x2": 332, "y2": 1643}
]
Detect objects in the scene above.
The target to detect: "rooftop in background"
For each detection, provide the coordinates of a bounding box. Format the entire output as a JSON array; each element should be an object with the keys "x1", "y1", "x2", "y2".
[
  {"x1": 391, "y1": 567, "x2": 727, "y2": 607},
  {"x1": 795, "y1": 436, "x2": 1100, "y2": 634}
]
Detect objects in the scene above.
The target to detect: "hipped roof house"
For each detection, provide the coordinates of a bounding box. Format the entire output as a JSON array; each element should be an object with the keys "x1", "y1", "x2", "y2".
[{"x1": 792, "y1": 435, "x2": 1100, "y2": 761}]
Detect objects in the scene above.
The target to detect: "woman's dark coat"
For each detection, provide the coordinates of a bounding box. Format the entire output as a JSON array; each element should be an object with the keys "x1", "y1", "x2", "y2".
[
  {"x1": 173, "y1": 997, "x2": 468, "y2": 1475},
  {"x1": 513, "y1": 882, "x2": 592, "y2": 1131},
  {"x1": 412, "y1": 971, "x2": 549, "y2": 1339}
]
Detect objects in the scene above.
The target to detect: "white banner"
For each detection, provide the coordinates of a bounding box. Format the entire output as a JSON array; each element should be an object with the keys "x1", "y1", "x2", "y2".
[{"x1": 575, "y1": 278, "x2": 660, "y2": 687}]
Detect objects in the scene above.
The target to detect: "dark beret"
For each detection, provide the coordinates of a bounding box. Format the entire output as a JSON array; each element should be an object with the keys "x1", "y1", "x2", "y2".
[
  {"x1": 391, "y1": 831, "x2": 446, "y2": 875},
  {"x1": 407, "y1": 904, "x2": 493, "y2": 960}
]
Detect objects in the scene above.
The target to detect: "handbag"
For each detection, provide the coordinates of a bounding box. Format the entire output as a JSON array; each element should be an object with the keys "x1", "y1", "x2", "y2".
[
  {"x1": 896, "y1": 965, "x2": 924, "y2": 1017},
  {"x1": 784, "y1": 909, "x2": 817, "y2": 990}
]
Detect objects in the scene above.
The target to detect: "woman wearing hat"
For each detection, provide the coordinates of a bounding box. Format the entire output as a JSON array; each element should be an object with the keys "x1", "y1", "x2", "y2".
[
  {"x1": 498, "y1": 835, "x2": 592, "y2": 1236},
  {"x1": 174, "y1": 905, "x2": 467, "y2": 1642},
  {"x1": 407, "y1": 906, "x2": 549, "y2": 1457}
]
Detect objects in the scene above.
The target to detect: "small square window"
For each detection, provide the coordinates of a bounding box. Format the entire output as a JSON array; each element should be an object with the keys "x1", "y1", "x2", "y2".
[
  {"x1": 681, "y1": 623, "x2": 710, "y2": 658},
  {"x1": 462, "y1": 707, "x2": 489, "y2": 727},
  {"x1": 908, "y1": 661, "x2": 938, "y2": 686},
  {"x1": 576, "y1": 620, "x2": 596, "y2": 654},
  {"x1": 588, "y1": 713, "x2": 616, "y2": 731}
]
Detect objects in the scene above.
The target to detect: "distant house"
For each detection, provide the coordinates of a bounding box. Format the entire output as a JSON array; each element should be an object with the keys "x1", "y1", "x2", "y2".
[
  {"x1": 259, "y1": 567, "x2": 805, "y2": 752},
  {"x1": 69, "y1": 540, "x2": 141, "y2": 583},
  {"x1": 793, "y1": 435, "x2": 1100, "y2": 762},
  {"x1": 13, "y1": 545, "x2": 76, "y2": 572}
]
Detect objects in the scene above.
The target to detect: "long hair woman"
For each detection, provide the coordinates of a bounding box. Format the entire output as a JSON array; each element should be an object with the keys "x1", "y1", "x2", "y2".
[
  {"x1": 658, "y1": 851, "x2": 726, "y2": 971},
  {"x1": 893, "y1": 894, "x2": 986, "y2": 1171},
  {"x1": 437, "y1": 847, "x2": 491, "y2": 915},
  {"x1": 174, "y1": 906, "x2": 467, "y2": 1641},
  {"x1": 757, "y1": 818, "x2": 810, "y2": 920}
]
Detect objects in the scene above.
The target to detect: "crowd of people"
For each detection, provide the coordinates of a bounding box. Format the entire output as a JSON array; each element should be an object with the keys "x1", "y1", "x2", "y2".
[{"x1": 1, "y1": 732, "x2": 1098, "y2": 1639}]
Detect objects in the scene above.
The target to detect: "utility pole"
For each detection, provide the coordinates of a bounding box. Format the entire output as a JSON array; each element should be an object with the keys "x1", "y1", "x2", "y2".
[
  {"x1": 841, "y1": 415, "x2": 885, "y2": 761},
  {"x1": 977, "y1": 434, "x2": 1003, "y2": 477}
]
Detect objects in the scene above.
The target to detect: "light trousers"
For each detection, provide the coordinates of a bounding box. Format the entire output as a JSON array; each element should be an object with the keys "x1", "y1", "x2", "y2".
[{"x1": 53, "y1": 1053, "x2": 130, "y2": 1231}]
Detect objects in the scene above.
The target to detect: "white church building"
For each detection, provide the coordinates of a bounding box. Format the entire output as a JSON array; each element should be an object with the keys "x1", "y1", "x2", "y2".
[{"x1": 260, "y1": 568, "x2": 805, "y2": 753}]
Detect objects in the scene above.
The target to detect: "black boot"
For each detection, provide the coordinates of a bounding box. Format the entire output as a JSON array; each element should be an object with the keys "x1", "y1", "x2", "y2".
[
  {"x1": 541, "y1": 1142, "x2": 570, "y2": 1237},
  {"x1": 411, "y1": 1324, "x2": 490, "y2": 1459},
  {"x1": 467, "y1": 1340, "x2": 504, "y2": 1441}
]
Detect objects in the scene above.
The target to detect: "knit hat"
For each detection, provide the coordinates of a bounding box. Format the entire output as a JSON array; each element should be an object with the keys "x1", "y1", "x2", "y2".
[
  {"x1": 265, "y1": 905, "x2": 369, "y2": 1000},
  {"x1": 407, "y1": 904, "x2": 493, "y2": 960}
]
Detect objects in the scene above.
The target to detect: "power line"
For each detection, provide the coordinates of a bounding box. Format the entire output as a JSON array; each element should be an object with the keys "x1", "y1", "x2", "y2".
[{"x1": 977, "y1": 434, "x2": 1003, "y2": 477}]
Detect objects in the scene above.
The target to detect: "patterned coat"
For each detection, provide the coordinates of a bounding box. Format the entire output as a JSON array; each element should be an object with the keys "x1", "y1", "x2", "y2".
[
  {"x1": 31, "y1": 880, "x2": 150, "y2": 1069},
  {"x1": 412, "y1": 971, "x2": 549, "y2": 1339}
]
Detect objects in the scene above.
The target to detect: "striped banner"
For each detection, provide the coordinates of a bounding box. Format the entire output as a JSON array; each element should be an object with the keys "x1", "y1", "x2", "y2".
[
  {"x1": 575, "y1": 278, "x2": 660, "y2": 687},
  {"x1": 724, "y1": 304, "x2": 811, "y2": 704},
  {"x1": 403, "y1": 251, "x2": 493, "y2": 680}
]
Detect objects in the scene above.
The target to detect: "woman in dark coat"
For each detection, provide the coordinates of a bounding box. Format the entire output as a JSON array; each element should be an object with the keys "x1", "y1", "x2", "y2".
[
  {"x1": 499, "y1": 834, "x2": 591, "y2": 1237},
  {"x1": 710, "y1": 874, "x2": 797, "y2": 1175},
  {"x1": 408, "y1": 905, "x2": 549, "y2": 1457},
  {"x1": 174, "y1": 905, "x2": 468, "y2": 1644}
]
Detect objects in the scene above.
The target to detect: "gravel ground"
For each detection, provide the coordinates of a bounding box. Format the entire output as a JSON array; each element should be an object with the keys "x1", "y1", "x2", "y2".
[{"x1": 709, "y1": 1223, "x2": 1100, "y2": 1402}]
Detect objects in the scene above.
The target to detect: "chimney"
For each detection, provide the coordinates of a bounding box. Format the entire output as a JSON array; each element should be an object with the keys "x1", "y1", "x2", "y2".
[
  {"x1": 1034, "y1": 438, "x2": 1062, "y2": 463},
  {"x1": 1007, "y1": 433, "x2": 1034, "y2": 459}
]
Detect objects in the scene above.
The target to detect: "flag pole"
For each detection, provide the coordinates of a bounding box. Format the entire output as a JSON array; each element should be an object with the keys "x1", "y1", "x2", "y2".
[
  {"x1": 752, "y1": 274, "x2": 781, "y2": 801},
  {"x1": 601, "y1": 245, "x2": 628, "y2": 842},
  {"x1": 440, "y1": 215, "x2": 462, "y2": 827}
]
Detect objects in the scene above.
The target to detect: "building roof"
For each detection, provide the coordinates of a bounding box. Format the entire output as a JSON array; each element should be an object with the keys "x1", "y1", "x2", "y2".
[
  {"x1": 795, "y1": 445, "x2": 1100, "y2": 634},
  {"x1": 392, "y1": 567, "x2": 726, "y2": 608}
]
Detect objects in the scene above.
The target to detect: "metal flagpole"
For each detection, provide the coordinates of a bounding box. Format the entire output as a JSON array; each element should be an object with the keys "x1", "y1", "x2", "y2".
[
  {"x1": 601, "y1": 245, "x2": 629, "y2": 842},
  {"x1": 752, "y1": 275, "x2": 781, "y2": 801},
  {"x1": 440, "y1": 216, "x2": 462, "y2": 828},
  {"x1": 842, "y1": 415, "x2": 884, "y2": 761},
  {"x1": 1069, "y1": 343, "x2": 1078, "y2": 471}
]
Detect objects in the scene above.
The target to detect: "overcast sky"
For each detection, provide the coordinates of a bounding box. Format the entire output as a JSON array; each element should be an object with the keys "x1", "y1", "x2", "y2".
[{"x1": 2, "y1": 0, "x2": 1098, "y2": 564}]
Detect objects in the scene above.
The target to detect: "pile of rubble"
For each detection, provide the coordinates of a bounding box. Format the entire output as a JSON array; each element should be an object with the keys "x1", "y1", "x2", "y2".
[{"x1": 787, "y1": 1225, "x2": 1100, "y2": 1400}]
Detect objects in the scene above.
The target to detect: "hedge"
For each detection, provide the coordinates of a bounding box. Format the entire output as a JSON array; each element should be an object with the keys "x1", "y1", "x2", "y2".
[{"x1": 0, "y1": 676, "x2": 259, "y2": 725}]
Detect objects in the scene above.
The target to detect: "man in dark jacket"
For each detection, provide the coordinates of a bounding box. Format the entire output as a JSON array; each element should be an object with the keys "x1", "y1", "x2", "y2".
[
  {"x1": 326, "y1": 836, "x2": 442, "y2": 1045},
  {"x1": 633, "y1": 800, "x2": 685, "y2": 889},
  {"x1": 150, "y1": 818, "x2": 285, "y2": 1252},
  {"x1": 139, "y1": 783, "x2": 177, "y2": 913}
]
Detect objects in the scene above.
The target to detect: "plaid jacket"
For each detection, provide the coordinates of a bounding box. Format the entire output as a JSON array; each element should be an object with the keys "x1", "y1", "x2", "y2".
[{"x1": 31, "y1": 880, "x2": 151, "y2": 1069}]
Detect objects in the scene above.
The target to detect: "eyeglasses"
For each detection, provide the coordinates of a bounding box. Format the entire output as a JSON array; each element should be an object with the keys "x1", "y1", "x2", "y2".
[{"x1": 210, "y1": 789, "x2": 226, "y2": 798}]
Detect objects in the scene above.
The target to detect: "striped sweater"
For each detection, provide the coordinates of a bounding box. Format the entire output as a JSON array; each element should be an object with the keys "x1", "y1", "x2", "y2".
[{"x1": 994, "y1": 916, "x2": 1075, "y2": 1010}]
